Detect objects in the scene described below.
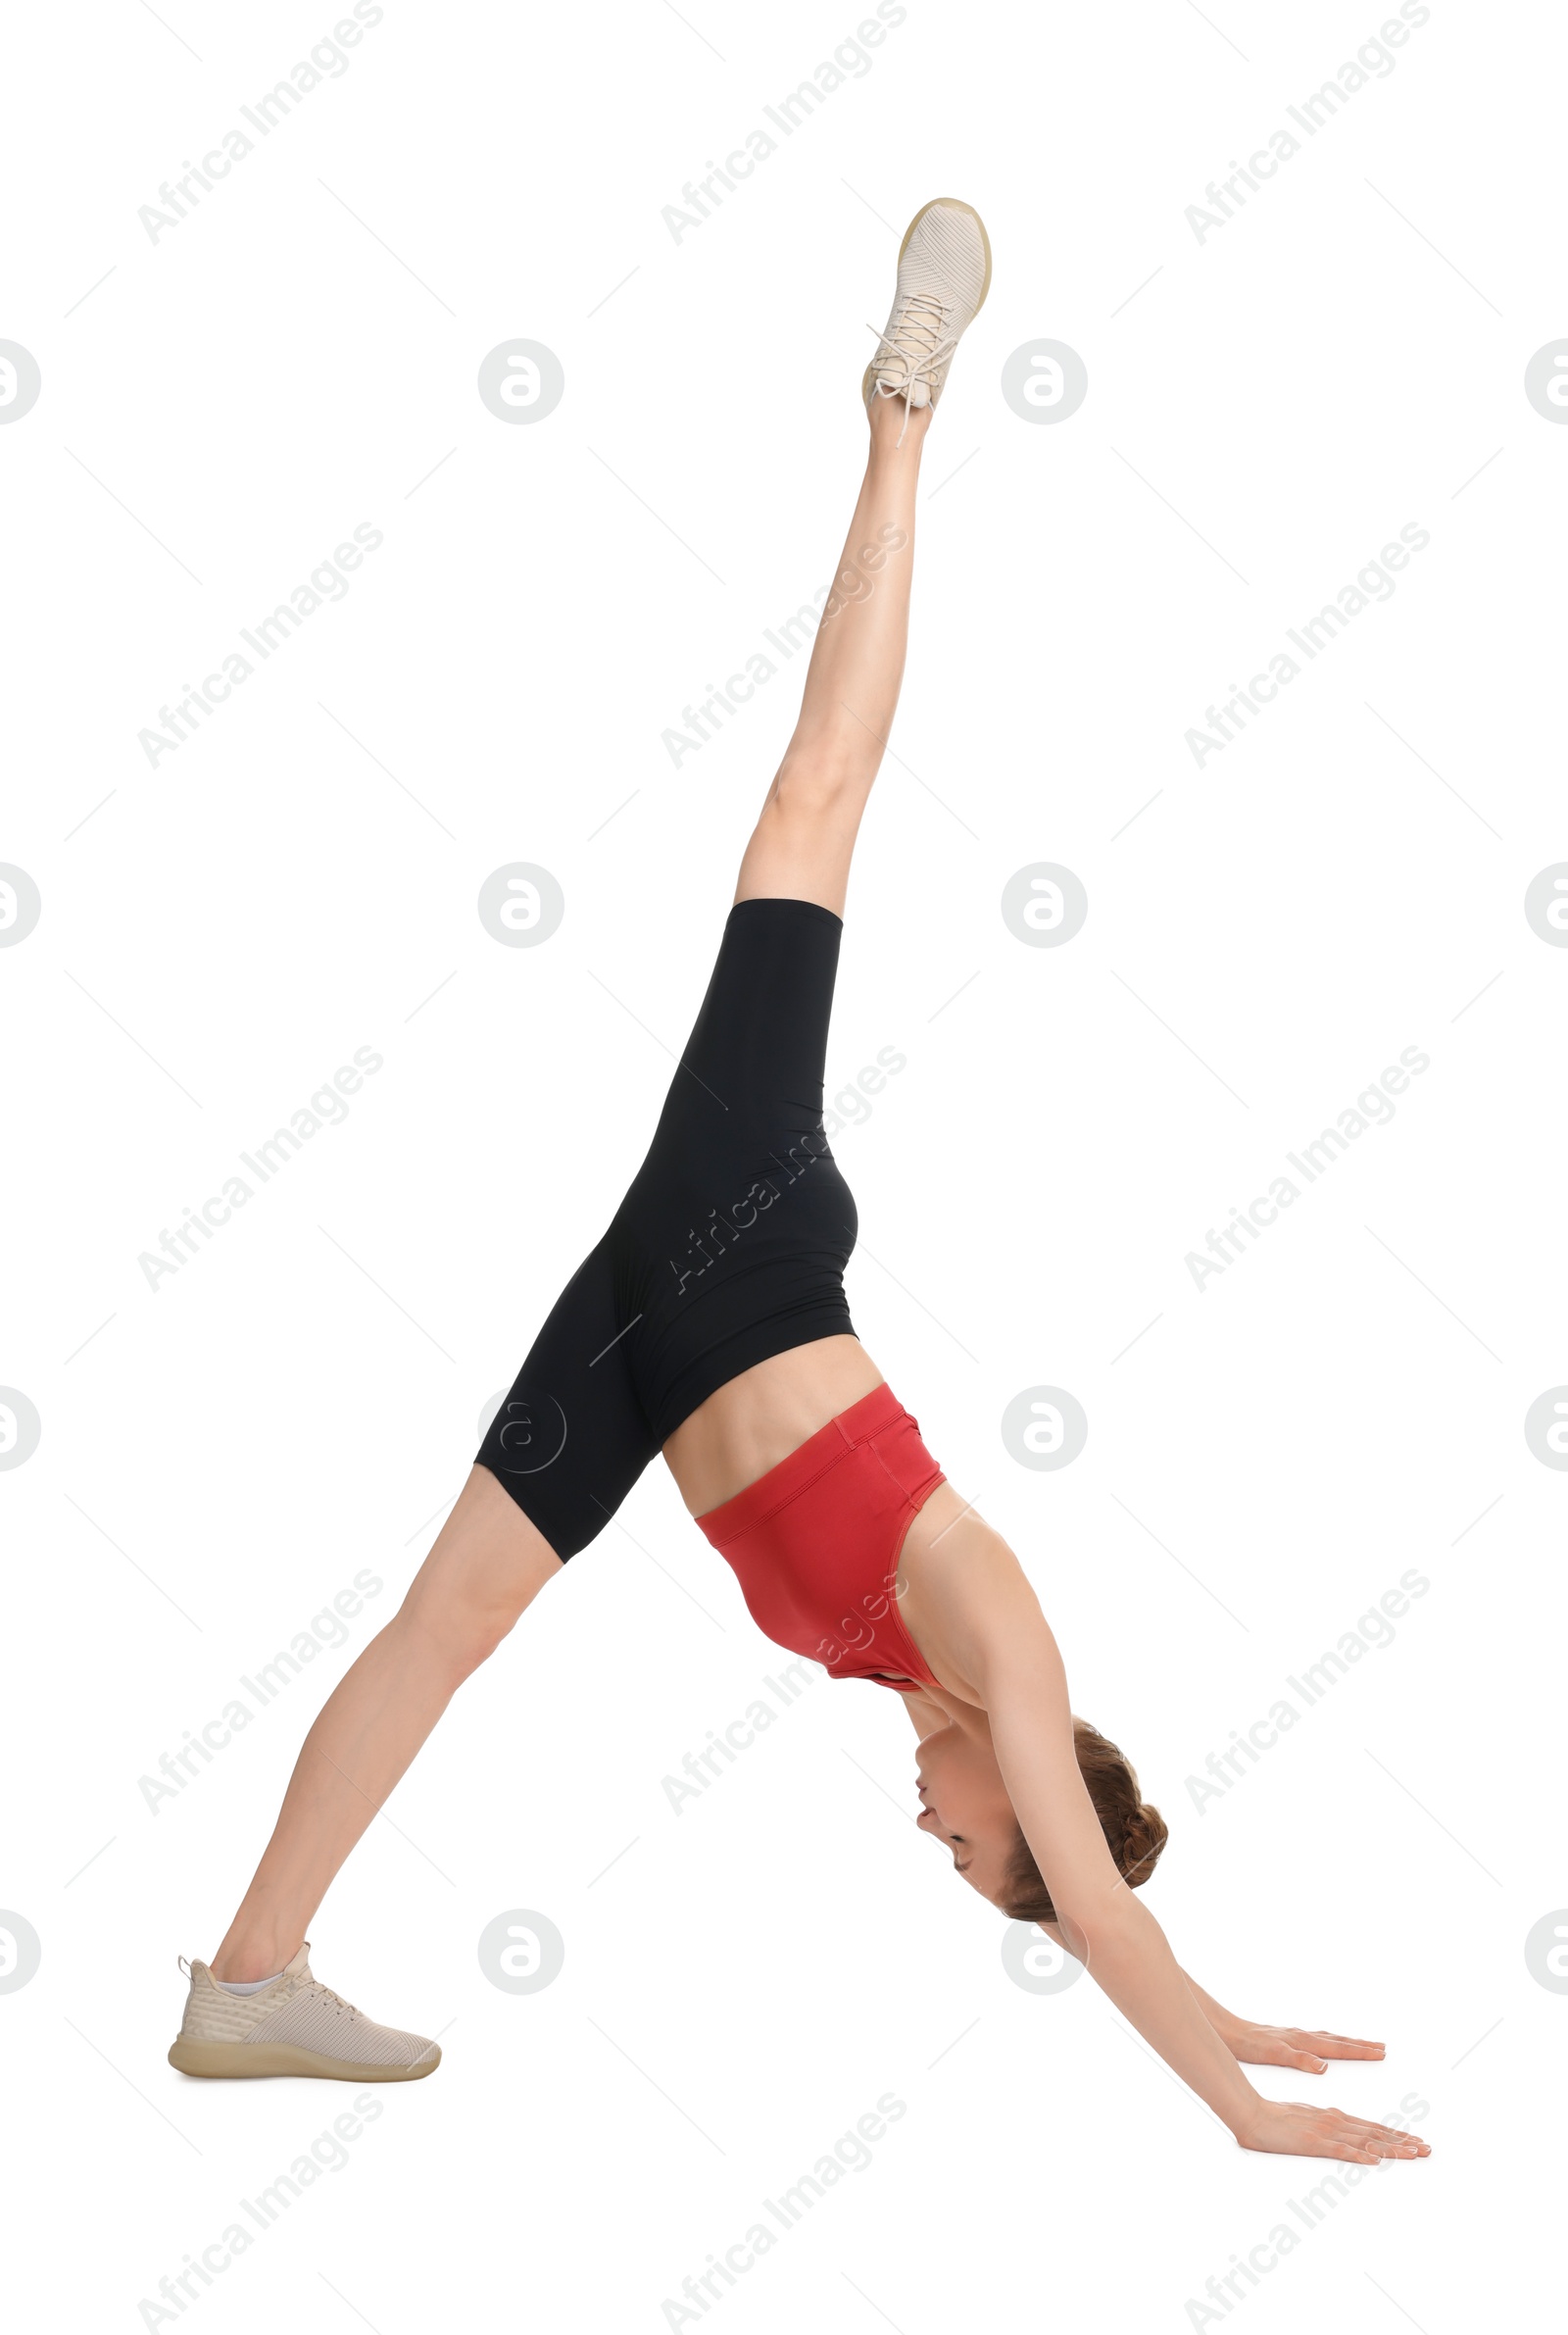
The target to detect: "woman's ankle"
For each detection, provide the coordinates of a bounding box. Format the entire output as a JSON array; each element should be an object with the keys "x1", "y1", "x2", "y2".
[
  {"x1": 867, "y1": 389, "x2": 932, "y2": 455},
  {"x1": 210, "y1": 1931, "x2": 303, "y2": 1982}
]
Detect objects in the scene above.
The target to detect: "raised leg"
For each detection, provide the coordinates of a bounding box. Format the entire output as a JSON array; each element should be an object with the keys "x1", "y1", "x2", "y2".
[
  {"x1": 210, "y1": 1468, "x2": 561, "y2": 1978},
  {"x1": 734, "y1": 391, "x2": 934, "y2": 918}
]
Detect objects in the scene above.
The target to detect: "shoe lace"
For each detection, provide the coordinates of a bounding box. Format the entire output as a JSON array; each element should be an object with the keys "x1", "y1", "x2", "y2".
[
  {"x1": 865, "y1": 290, "x2": 957, "y2": 444},
  {"x1": 310, "y1": 1980, "x2": 359, "y2": 2021}
]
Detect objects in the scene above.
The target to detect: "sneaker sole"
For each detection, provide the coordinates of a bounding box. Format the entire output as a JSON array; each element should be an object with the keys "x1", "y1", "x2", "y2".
[
  {"x1": 862, "y1": 195, "x2": 993, "y2": 410},
  {"x1": 169, "y1": 2037, "x2": 440, "y2": 2081}
]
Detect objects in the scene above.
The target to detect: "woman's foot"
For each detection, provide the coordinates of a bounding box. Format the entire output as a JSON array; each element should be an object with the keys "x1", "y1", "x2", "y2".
[
  {"x1": 168, "y1": 1944, "x2": 440, "y2": 2081},
  {"x1": 862, "y1": 197, "x2": 992, "y2": 422}
]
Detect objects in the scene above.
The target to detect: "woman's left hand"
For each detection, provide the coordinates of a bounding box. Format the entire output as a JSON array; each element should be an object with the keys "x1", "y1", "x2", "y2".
[{"x1": 1221, "y1": 2020, "x2": 1386, "y2": 2072}]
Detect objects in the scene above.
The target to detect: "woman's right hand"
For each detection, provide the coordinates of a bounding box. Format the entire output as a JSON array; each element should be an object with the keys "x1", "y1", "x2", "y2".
[{"x1": 1233, "y1": 2099, "x2": 1431, "y2": 2163}]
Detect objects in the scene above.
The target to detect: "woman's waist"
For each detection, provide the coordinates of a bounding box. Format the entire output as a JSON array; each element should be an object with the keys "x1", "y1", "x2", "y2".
[
  {"x1": 662, "y1": 1337, "x2": 886, "y2": 1516},
  {"x1": 690, "y1": 1374, "x2": 943, "y2": 1550}
]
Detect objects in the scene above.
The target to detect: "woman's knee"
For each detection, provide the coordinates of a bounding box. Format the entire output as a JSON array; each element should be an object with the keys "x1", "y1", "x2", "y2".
[
  {"x1": 769, "y1": 747, "x2": 875, "y2": 823},
  {"x1": 397, "y1": 1489, "x2": 563, "y2": 1680},
  {"x1": 394, "y1": 1584, "x2": 522, "y2": 1683}
]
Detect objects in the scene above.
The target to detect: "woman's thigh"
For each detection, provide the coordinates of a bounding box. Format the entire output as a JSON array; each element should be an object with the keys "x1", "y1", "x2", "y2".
[
  {"x1": 400, "y1": 1465, "x2": 565, "y2": 1656},
  {"x1": 473, "y1": 1233, "x2": 662, "y2": 1558}
]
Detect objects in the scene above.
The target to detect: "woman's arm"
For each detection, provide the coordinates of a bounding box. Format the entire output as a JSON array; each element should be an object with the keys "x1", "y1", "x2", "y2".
[
  {"x1": 982, "y1": 1642, "x2": 1262, "y2": 2135},
  {"x1": 1033, "y1": 1926, "x2": 1388, "y2": 2074},
  {"x1": 924, "y1": 1532, "x2": 1425, "y2": 2162},
  {"x1": 1178, "y1": 1971, "x2": 1388, "y2": 2072}
]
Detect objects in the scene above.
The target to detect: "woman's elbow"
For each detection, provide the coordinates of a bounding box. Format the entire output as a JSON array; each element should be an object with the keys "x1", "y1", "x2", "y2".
[{"x1": 1050, "y1": 1885, "x2": 1149, "y2": 1962}]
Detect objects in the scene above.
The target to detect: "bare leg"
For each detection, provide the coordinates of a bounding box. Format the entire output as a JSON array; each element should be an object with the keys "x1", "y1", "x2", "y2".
[
  {"x1": 210, "y1": 1467, "x2": 560, "y2": 1978},
  {"x1": 734, "y1": 390, "x2": 934, "y2": 917}
]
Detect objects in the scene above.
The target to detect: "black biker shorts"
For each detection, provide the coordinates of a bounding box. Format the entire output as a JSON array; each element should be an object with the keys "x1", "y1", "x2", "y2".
[{"x1": 474, "y1": 896, "x2": 858, "y2": 1556}]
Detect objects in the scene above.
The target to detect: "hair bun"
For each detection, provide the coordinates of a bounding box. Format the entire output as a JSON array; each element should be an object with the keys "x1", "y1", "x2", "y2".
[{"x1": 1120, "y1": 1800, "x2": 1168, "y2": 1882}]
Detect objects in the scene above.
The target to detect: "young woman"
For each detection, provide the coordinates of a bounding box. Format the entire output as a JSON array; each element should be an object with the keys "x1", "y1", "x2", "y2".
[{"x1": 170, "y1": 203, "x2": 1429, "y2": 2170}]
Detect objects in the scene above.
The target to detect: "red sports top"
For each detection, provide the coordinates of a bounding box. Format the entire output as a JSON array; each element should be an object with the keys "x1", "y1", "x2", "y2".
[{"x1": 695, "y1": 1382, "x2": 946, "y2": 1690}]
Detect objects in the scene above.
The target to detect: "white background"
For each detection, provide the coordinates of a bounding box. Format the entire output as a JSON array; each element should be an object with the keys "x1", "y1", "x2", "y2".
[{"x1": 3, "y1": 0, "x2": 1563, "y2": 2327}]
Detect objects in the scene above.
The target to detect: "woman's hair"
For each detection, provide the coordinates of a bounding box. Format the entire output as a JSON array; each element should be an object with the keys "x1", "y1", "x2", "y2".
[{"x1": 1000, "y1": 1718, "x2": 1167, "y2": 1924}]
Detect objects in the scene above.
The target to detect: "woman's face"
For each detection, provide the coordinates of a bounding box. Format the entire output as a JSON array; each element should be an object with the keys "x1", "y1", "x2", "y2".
[{"x1": 914, "y1": 1722, "x2": 1020, "y2": 1908}]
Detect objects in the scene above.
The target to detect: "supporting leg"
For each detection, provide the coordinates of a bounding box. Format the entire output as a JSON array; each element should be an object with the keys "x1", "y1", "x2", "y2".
[
  {"x1": 210, "y1": 1467, "x2": 562, "y2": 1977},
  {"x1": 734, "y1": 391, "x2": 934, "y2": 918}
]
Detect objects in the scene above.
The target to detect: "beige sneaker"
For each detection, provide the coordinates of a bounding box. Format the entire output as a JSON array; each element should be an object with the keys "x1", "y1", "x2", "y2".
[
  {"x1": 168, "y1": 1944, "x2": 440, "y2": 2081},
  {"x1": 862, "y1": 197, "x2": 992, "y2": 421}
]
